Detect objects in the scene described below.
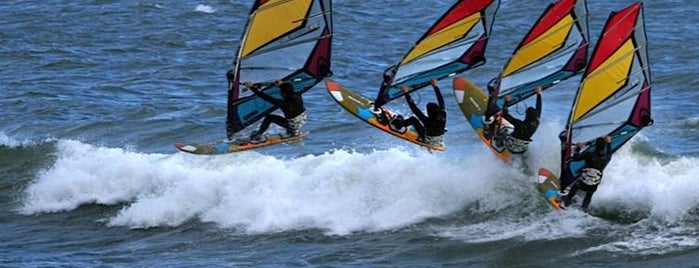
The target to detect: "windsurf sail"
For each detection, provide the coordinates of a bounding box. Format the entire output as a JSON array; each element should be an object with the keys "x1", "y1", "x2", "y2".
[
  {"x1": 559, "y1": 2, "x2": 652, "y2": 190},
  {"x1": 225, "y1": 0, "x2": 333, "y2": 138},
  {"x1": 494, "y1": 0, "x2": 589, "y2": 107},
  {"x1": 375, "y1": 0, "x2": 500, "y2": 105}
]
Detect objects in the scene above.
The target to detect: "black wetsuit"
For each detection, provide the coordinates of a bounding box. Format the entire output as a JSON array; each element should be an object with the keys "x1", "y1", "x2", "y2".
[
  {"x1": 399, "y1": 85, "x2": 446, "y2": 140},
  {"x1": 482, "y1": 86, "x2": 501, "y2": 138},
  {"x1": 563, "y1": 141, "x2": 613, "y2": 211},
  {"x1": 501, "y1": 93, "x2": 542, "y2": 141},
  {"x1": 484, "y1": 94, "x2": 501, "y2": 120},
  {"x1": 251, "y1": 83, "x2": 305, "y2": 135},
  {"x1": 374, "y1": 65, "x2": 397, "y2": 109}
]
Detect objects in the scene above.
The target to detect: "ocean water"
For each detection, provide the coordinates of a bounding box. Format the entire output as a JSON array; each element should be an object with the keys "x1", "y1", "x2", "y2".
[{"x1": 1, "y1": 0, "x2": 698, "y2": 266}]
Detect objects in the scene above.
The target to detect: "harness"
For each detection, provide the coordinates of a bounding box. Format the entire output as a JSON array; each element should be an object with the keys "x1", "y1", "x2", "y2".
[
  {"x1": 287, "y1": 111, "x2": 307, "y2": 130},
  {"x1": 424, "y1": 134, "x2": 445, "y2": 147},
  {"x1": 580, "y1": 167, "x2": 602, "y2": 186},
  {"x1": 505, "y1": 136, "x2": 530, "y2": 154},
  {"x1": 490, "y1": 120, "x2": 514, "y2": 151},
  {"x1": 482, "y1": 116, "x2": 495, "y2": 125},
  {"x1": 498, "y1": 118, "x2": 514, "y2": 135}
]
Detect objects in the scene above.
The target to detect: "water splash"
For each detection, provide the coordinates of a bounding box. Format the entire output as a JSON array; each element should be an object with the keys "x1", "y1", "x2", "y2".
[{"x1": 194, "y1": 4, "x2": 216, "y2": 13}]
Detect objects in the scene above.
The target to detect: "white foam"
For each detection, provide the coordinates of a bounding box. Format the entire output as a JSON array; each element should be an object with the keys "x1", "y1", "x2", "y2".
[
  {"x1": 430, "y1": 122, "x2": 699, "y2": 255},
  {"x1": 0, "y1": 132, "x2": 31, "y2": 148},
  {"x1": 0, "y1": 132, "x2": 52, "y2": 148},
  {"x1": 594, "y1": 146, "x2": 699, "y2": 220},
  {"x1": 17, "y1": 136, "x2": 699, "y2": 248},
  {"x1": 584, "y1": 225, "x2": 699, "y2": 256},
  {"x1": 19, "y1": 140, "x2": 507, "y2": 234},
  {"x1": 194, "y1": 4, "x2": 216, "y2": 13}
]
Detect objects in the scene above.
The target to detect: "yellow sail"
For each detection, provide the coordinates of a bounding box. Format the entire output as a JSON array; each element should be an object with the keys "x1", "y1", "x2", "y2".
[
  {"x1": 241, "y1": 0, "x2": 314, "y2": 57},
  {"x1": 494, "y1": 0, "x2": 589, "y2": 107},
  {"x1": 401, "y1": 13, "x2": 481, "y2": 65},
  {"x1": 572, "y1": 40, "x2": 635, "y2": 121},
  {"x1": 502, "y1": 15, "x2": 574, "y2": 76}
]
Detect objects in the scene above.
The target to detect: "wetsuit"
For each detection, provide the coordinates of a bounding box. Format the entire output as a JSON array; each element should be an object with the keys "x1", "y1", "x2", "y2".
[
  {"x1": 482, "y1": 85, "x2": 501, "y2": 139},
  {"x1": 563, "y1": 140, "x2": 613, "y2": 211},
  {"x1": 398, "y1": 84, "x2": 446, "y2": 143},
  {"x1": 250, "y1": 83, "x2": 306, "y2": 138},
  {"x1": 373, "y1": 65, "x2": 397, "y2": 109},
  {"x1": 499, "y1": 93, "x2": 542, "y2": 153}
]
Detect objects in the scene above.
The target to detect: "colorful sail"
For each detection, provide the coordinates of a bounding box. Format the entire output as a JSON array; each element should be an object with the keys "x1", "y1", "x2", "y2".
[
  {"x1": 494, "y1": 0, "x2": 589, "y2": 107},
  {"x1": 377, "y1": 0, "x2": 500, "y2": 104},
  {"x1": 226, "y1": 0, "x2": 333, "y2": 137},
  {"x1": 559, "y1": 2, "x2": 652, "y2": 190}
]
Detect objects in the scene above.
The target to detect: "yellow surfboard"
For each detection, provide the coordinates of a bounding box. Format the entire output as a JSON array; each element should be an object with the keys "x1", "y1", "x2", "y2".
[
  {"x1": 326, "y1": 80, "x2": 445, "y2": 152},
  {"x1": 452, "y1": 77, "x2": 510, "y2": 162}
]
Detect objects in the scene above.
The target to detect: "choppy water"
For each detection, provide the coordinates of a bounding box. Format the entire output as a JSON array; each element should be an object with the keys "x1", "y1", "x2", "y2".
[{"x1": 1, "y1": 0, "x2": 698, "y2": 266}]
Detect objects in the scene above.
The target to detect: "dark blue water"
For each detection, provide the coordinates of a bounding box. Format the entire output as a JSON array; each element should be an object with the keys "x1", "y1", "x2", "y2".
[{"x1": 2, "y1": 0, "x2": 698, "y2": 266}]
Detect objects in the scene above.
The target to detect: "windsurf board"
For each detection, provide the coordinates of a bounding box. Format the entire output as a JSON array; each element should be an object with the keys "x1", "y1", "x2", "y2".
[
  {"x1": 174, "y1": 132, "x2": 309, "y2": 155},
  {"x1": 453, "y1": 76, "x2": 510, "y2": 162},
  {"x1": 326, "y1": 80, "x2": 445, "y2": 152},
  {"x1": 537, "y1": 168, "x2": 564, "y2": 210}
]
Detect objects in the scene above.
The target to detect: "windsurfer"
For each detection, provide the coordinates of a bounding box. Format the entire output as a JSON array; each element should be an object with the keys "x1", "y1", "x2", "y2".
[
  {"x1": 391, "y1": 79, "x2": 447, "y2": 146},
  {"x1": 246, "y1": 80, "x2": 307, "y2": 143},
  {"x1": 561, "y1": 135, "x2": 612, "y2": 211},
  {"x1": 492, "y1": 86, "x2": 542, "y2": 153}
]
